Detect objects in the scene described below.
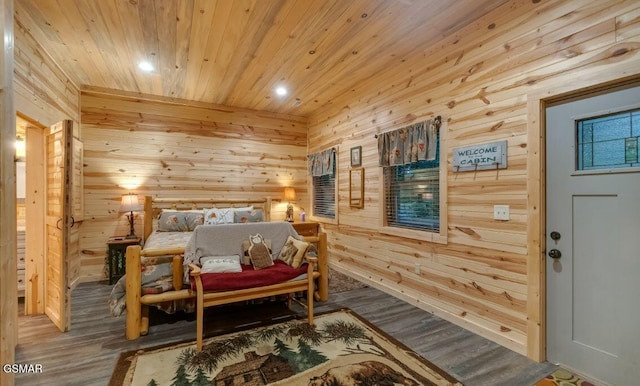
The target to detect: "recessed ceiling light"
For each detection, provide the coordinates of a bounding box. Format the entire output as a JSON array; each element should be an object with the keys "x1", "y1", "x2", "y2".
[
  {"x1": 138, "y1": 61, "x2": 154, "y2": 72},
  {"x1": 275, "y1": 86, "x2": 288, "y2": 96}
]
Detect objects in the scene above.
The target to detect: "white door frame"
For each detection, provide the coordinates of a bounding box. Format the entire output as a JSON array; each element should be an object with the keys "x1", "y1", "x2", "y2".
[{"x1": 525, "y1": 74, "x2": 640, "y2": 362}]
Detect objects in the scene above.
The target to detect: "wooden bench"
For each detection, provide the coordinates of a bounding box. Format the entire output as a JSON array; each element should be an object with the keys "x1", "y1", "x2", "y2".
[
  {"x1": 189, "y1": 255, "x2": 318, "y2": 351},
  {"x1": 125, "y1": 234, "x2": 328, "y2": 340}
]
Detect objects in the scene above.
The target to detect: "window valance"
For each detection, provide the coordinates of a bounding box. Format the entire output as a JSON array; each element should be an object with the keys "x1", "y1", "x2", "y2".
[
  {"x1": 377, "y1": 116, "x2": 441, "y2": 167},
  {"x1": 308, "y1": 148, "x2": 335, "y2": 177}
]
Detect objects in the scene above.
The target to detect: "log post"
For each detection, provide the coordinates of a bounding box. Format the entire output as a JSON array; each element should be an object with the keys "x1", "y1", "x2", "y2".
[
  {"x1": 125, "y1": 245, "x2": 142, "y2": 340},
  {"x1": 317, "y1": 232, "x2": 328, "y2": 301}
]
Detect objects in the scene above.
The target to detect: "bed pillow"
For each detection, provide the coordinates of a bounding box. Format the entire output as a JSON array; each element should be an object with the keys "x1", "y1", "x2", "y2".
[
  {"x1": 278, "y1": 235, "x2": 309, "y2": 269},
  {"x1": 203, "y1": 208, "x2": 235, "y2": 225},
  {"x1": 156, "y1": 211, "x2": 204, "y2": 231},
  {"x1": 247, "y1": 233, "x2": 273, "y2": 270},
  {"x1": 157, "y1": 211, "x2": 190, "y2": 232},
  {"x1": 185, "y1": 212, "x2": 205, "y2": 230},
  {"x1": 234, "y1": 209, "x2": 264, "y2": 223},
  {"x1": 200, "y1": 255, "x2": 242, "y2": 273}
]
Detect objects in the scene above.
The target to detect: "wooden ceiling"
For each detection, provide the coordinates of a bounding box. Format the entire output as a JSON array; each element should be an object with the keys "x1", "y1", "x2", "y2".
[{"x1": 16, "y1": 0, "x2": 508, "y2": 117}]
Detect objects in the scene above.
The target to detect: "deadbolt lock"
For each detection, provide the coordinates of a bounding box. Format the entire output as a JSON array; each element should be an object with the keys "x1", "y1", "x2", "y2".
[{"x1": 548, "y1": 249, "x2": 562, "y2": 259}]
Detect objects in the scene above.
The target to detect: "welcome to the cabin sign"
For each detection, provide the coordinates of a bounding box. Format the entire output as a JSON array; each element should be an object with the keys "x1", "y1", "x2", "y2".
[{"x1": 452, "y1": 140, "x2": 507, "y2": 172}]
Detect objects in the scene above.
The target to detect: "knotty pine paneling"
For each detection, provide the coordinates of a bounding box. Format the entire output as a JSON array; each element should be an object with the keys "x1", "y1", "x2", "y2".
[
  {"x1": 14, "y1": 0, "x2": 510, "y2": 117},
  {"x1": 12, "y1": 5, "x2": 80, "y2": 334},
  {"x1": 79, "y1": 91, "x2": 309, "y2": 282},
  {"x1": 1, "y1": 1, "x2": 16, "y2": 383},
  {"x1": 13, "y1": 18, "x2": 80, "y2": 125},
  {"x1": 307, "y1": 0, "x2": 640, "y2": 358}
]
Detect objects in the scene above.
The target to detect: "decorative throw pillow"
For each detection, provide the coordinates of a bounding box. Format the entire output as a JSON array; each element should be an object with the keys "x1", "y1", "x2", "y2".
[
  {"x1": 242, "y1": 239, "x2": 272, "y2": 265},
  {"x1": 280, "y1": 235, "x2": 309, "y2": 269},
  {"x1": 278, "y1": 238, "x2": 299, "y2": 266},
  {"x1": 247, "y1": 233, "x2": 273, "y2": 270},
  {"x1": 203, "y1": 208, "x2": 235, "y2": 225},
  {"x1": 200, "y1": 255, "x2": 242, "y2": 273},
  {"x1": 234, "y1": 209, "x2": 264, "y2": 223}
]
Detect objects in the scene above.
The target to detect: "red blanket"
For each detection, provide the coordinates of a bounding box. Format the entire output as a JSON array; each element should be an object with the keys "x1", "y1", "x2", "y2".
[{"x1": 192, "y1": 260, "x2": 308, "y2": 292}]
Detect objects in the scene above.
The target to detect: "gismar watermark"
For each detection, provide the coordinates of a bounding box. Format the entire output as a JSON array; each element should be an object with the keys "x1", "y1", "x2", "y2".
[{"x1": 3, "y1": 363, "x2": 43, "y2": 374}]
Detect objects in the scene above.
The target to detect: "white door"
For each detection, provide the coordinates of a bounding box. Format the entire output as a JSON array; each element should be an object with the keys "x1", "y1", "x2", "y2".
[{"x1": 546, "y1": 85, "x2": 640, "y2": 385}]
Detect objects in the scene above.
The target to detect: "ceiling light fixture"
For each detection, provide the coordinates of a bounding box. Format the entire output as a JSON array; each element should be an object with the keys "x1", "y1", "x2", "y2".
[
  {"x1": 138, "y1": 61, "x2": 154, "y2": 72},
  {"x1": 275, "y1": 86, "x2": 288, "y2": 97}
]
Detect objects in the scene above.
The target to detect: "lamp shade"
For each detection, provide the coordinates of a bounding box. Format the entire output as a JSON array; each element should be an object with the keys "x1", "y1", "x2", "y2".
[
  {"x1": 120, "y1": 193, "x2": 143, "y2": 212},
  {"x1": 283, "y1": 187, "x2": 296, "y2": 202}
]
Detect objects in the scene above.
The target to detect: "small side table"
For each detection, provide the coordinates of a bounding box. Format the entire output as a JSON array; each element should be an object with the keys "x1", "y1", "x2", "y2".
[
  {"x1": 292, "y1": 222, "x2": 319, "y2": 237},
  {"x1": 107, "y1": 237, "x2": 141, "y2": 284}
]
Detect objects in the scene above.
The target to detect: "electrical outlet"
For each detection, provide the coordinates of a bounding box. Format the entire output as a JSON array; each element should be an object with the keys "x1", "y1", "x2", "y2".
[
  {"x1": 494, "y1": 205, "x2": 510, "y2": 220},
  {"x1": 414, "y1": 263, "x2": 421, "y2": 275}
]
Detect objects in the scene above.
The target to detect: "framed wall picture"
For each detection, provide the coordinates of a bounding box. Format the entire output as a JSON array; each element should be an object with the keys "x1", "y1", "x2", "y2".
[{"x1": 350, "y1": 146, "x2": 362, "y2": 167}]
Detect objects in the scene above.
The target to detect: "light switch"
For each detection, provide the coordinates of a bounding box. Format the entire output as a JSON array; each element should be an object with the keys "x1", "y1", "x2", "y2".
[{"x1": 494, "y1": 205, "x2": 510, "y2": 220}]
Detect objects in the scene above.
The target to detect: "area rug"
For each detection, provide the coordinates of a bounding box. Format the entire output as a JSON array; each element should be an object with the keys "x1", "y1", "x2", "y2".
[
  {"x1": 535, "y1": 368, "x2": 596, "y2": 386},
  {"x1": 328, "y1": 267, "x2": 368, "y2": 293},
  {"x1": 110, "y1": 309, "x2": 461, "y2": 386}
]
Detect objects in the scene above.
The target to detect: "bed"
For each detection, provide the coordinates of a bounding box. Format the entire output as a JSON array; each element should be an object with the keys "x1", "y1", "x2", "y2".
[{"x1": 110, "y1": 196, "x2": 328, "y2": 341}]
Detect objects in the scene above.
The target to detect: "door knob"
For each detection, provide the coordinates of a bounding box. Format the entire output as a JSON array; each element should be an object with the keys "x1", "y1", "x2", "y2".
[
  {"x1": 548, "y1": 249, "x2": 562, "y2": 259},
  {"x1": 550, "y1": 231, "x2": 561, "y2": 241}
]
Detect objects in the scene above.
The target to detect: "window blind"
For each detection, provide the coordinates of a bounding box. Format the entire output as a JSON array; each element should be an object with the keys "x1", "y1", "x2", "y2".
[
  {"x1": 383, "y1": 161, "x2": 440, "y2": 232},
  {"x1": 313, "y1": 174, "x2": 335, "y2": 218}
]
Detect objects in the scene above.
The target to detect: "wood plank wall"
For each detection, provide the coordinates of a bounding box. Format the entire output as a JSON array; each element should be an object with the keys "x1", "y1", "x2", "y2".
[
  {"x1": 13, "y1": 13, "x2": 81, "y2": 321},
  {"x1": 0, "y1": 0, "x2": 16, "y2": 384},
  {"x1": 17, "y1": 205, "x2": 25, "y2": 296},
  {"x1": 13, "y1": 17, "x2": 80, "y2": 126},
  {"x1": 307, "y1": 0, "x2": 640, "y2": 358},
  {"x1": 79, "y1": 89, "x2": 309, "y2": 281}
]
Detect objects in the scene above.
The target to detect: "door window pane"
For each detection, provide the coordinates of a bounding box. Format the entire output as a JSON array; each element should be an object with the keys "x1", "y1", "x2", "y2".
[{"x1": 577, "y1": 109, "x2": 640, "y2": 170}]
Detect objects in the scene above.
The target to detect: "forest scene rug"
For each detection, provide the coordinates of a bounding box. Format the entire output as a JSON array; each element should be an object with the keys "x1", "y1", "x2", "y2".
[{"x1": 110, "y1": 308, "x2": 462, "y2": 386}]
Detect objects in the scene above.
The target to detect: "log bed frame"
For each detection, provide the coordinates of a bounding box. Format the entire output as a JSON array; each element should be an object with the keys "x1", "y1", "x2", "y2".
[{"x1": 125, "y1": 196, "x2": 329, "y2": 341}]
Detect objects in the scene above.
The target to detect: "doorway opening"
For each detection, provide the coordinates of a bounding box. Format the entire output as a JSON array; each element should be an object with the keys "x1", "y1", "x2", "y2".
[{"x1": 16, "y1": 113, "x2": 46, "y2": 317}]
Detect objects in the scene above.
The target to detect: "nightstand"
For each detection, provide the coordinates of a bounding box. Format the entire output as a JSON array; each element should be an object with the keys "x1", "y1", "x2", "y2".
[
  {"x1": 291, "y1": 222, "x2": 319, "y2": 237},
  {"x1": 107, "y1": 237, "x2": 141, "y2": 284}
]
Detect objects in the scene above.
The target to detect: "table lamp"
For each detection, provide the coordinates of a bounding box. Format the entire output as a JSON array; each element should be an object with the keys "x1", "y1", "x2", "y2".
[
  {"x1": 284, "y1": 187, "x2": 296, "y2": 222},
  {"x1": 120, "y1": 193, "x2": 143, "y2": 239}
]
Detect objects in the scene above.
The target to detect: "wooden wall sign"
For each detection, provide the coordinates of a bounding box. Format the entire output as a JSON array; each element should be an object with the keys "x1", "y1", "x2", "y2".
[{"x1": 452, "y1": 140, "x2": 507, "y2": 172}]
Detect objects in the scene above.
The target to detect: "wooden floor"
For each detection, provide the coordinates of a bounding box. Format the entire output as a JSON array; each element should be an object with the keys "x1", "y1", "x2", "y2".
[{"x1": 16, "y1": 281, "x2": 556, "y2": 386}]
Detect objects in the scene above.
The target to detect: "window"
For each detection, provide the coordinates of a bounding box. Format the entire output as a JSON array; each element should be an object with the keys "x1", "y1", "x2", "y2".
[
  {"x1": 383, "y1": 132, "x2": 440, "y2": 232},
  {"x1": 312, "y1": 174, "x2": 335, "y2": 219},
  {"x1": 378, "y1": 117, "x2": 444, "y2": 240},
  {"x1": 577, "y1": 108, "x2": 640, "y2": 170},
  {"x1": 309, "y1": 148, "x2": 336, "y2": 220}
]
